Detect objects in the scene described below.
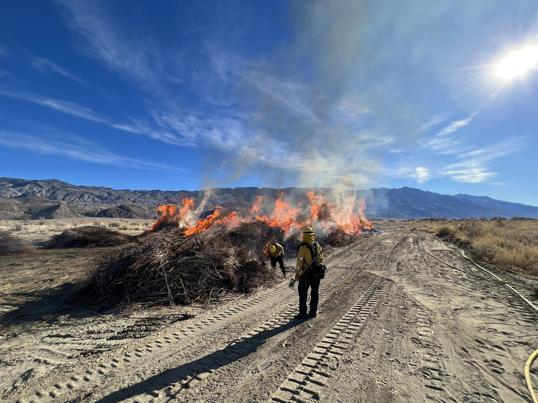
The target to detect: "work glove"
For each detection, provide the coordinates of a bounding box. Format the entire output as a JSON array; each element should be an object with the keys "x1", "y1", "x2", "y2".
[{"x1": 288, "y1": 278, "x2": 296, "y2": 288}]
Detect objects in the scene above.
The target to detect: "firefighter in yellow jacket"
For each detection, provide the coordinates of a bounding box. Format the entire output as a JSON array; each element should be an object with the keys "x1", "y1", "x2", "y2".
[
  {"x1": 290, "y1": 226, "x2": 324, "y2": 319},
  {"x1": 264, "y1": 241, "x2": 286, "y2": 277}
]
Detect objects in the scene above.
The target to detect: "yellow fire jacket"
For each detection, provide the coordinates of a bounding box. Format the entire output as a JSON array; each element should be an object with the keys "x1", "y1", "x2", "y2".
[
  {"x1": 295, "y1": 241, "x2": 323, "y2": 281},
  {"x1": 264, "y1": 242, "x2": 285, "y2": 257}
]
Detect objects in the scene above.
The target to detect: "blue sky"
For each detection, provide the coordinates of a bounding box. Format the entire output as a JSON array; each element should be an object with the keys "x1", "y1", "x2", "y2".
[{"x1": 0, "y1": 1, "x2": 537, "y2": 205}]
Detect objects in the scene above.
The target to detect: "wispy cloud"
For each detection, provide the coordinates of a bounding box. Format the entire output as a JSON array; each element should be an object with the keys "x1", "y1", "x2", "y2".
[
  {"x1": 150, "y1": 110, "x2": 302, "y2": 170},
  {"x1": 31, "y1": 56, "x2": 87, "y2": 86},
  {"x1": 440, "y1": 139, "x2": 521, "y2": 183},
  {"x1": 421, "y1": 136, "x2": 466, "y2": 155},
  {"x1": 54, "y1": 0, "x2": 167, "y2": 91},
  {"x1": 0, "y1": 88, "x2": 192, "y2": 146},
  {"x1": 442, "y1": 166, "x2": 497, "y2": 183},
  {"x1": 0, "y1": 129, "x2": 183, "y2": 170},
  {"x1": 418, "y1": 114, "x2": 446, "y2": 133},
  {"x1": 420, "y1": 111, "x2": 479, "y2": 156},
  {"x1": 0, "y1": 88, "x2": 103, "y2": 121},
  {"x1": 434, "y1": 111, "x2": 478, "y2": 136},
  {"x1": 397, "y1": 166, "x2": 431, "y2": 183}
]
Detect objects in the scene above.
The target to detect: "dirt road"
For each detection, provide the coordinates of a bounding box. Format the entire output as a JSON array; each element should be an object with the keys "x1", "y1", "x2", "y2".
[{"x1": 1, "y1": 223, "x2": 537, "y2": 402}]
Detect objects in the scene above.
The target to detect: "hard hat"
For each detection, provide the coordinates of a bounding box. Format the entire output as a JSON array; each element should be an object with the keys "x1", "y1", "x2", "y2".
[
  {"x1": 269, "y1": 244, "x2": 277, "y2": 254},
  {"x1": 302, "y1": 226, "x2": 314, "y2": 234}
]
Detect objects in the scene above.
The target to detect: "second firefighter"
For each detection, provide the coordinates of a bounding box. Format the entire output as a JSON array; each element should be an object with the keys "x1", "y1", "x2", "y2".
[{"x1": 264, "y1": 241, "x2": 286, "y2": 277}]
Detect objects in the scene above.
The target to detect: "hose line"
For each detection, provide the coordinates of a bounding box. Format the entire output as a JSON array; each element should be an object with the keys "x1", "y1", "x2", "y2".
[
  {"x1": 525, "y1": 349, "x2": 538, "y2": 403},
  {"x1": 459, "y1": 249, "x2": 537, "y2": 312}
]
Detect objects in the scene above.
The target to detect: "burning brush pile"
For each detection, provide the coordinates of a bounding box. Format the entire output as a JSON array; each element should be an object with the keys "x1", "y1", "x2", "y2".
[
  {"x1": 81, "y1": 191, "x2": 373, "y2": 307},
  {"x1": 150, "y1": 191, "x2": 373, "y2": 242}
]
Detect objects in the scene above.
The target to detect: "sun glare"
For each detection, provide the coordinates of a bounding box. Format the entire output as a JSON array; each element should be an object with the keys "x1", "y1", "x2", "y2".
[{"x1": 495, "y1": 45, "x2": 538, "y2": 81}]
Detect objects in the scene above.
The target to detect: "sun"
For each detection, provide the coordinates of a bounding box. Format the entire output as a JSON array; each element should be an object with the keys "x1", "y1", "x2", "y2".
[{"x1": 494, "y1": 45, "x2": 538, "y2": 81}]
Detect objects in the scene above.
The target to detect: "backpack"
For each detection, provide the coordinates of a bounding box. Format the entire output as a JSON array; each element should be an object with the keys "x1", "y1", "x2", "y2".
[{"x1": 297, "y1": 241, "x2": 326, "y2": 280}]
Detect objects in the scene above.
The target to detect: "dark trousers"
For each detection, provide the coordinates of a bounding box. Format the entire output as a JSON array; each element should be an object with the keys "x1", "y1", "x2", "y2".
[
  {"x1": 298, "y1": 277, "x2": 321, "y2": 316},
  {"x1": 270, "y1": 256, "x2": 285, "y2": 276}
]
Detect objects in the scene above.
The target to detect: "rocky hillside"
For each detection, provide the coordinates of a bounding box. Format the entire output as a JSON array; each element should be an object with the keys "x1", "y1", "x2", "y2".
[{"x1": 0, "y1": 177, "x2": 537, "y2": 220}]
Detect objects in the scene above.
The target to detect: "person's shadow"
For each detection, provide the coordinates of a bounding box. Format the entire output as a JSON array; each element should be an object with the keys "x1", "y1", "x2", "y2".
[{"x1": 96, "y1": 317, "x2": 303, "y2": 402}]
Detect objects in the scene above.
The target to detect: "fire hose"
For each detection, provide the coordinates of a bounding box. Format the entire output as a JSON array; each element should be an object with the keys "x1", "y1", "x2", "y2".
[
  {"x1": 457, "y1": 248, "x2": 538, "y2": 403},
  {"x1": 525, "y1": 349, "x2": 538, "y2": 403},
  {"x1": 429, "y1": 245, "x2": 538, "y2": 401},
  {"x1": 458, "y1": 249, "x2": 537, "y2": 312}
]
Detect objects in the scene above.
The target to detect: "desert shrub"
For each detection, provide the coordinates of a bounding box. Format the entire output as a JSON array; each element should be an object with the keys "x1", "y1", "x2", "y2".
[
  {"x1": 108, "y1": 222, "x2": 120, "y2": 228},
  {"x1": 436, "y1": 226, "x2": 454, "y2": 238},
  {"x1": 471, "y1": 239, "x2": 495, "y2": 262},
  {"x1": 461, "y1": 221, "x2": 485, "y2": 239},
  {"x1": 0, "y1": 231, "x2": 26, "y2": 254}
]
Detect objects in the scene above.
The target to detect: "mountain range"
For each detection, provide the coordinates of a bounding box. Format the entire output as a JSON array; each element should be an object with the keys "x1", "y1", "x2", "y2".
[{"x1": 1, "y1": 177, "x2": 537, "y2": 220}]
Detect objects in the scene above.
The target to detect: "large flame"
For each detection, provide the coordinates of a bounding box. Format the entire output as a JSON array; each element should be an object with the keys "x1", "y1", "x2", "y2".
[
  {"x1": 255, "y1": 193, "x2": 302, "y2": 234},
  {"x1": 183, "y1": 208, "x2": 222, "y2": 237},
  {"x1": 151, "y1": 191, "x2": 372, "y2": 237},
  {"x1": 151, "y1": 204, "x2": 178, "y2": 231}
]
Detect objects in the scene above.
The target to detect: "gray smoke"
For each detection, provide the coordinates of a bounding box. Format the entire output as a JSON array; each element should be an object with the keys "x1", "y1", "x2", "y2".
[{"x1": 208, "y1": 0, "x2": 519, "y2": 191}]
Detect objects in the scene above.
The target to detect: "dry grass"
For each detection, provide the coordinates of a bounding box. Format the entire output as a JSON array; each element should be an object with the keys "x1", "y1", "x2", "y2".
[
  {"x1": 416, "y1": 219, "x2": 538, "y2": 275},
  {"x1": 0, "y1": 218, "x2": 153, "y2": 245}
]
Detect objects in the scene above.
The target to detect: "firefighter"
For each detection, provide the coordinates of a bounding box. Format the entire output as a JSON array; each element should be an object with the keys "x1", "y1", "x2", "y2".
[
  {"x1": 264, "y1": 241, "x2": 286, "y2": 277},
  {"x1": 289, "y1": 226, "x2": 324, "y2": 319}
]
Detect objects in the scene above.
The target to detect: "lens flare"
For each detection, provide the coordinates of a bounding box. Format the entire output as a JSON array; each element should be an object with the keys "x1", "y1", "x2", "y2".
[{"x1": 495, "y1": 45, "x2": 538, "y2": 81}]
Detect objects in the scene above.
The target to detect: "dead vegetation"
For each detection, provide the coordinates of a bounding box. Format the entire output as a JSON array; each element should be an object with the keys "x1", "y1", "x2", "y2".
[
  {"x1": 0, "y1": 231, "x2": 26, "y2": 254},
  {"x1": 325, "y1": 228, "x2": 360, "y2": 247},
  {"x1": 46, "y1": 226, "x2": 136, "y2": 249},
  {"x1": 77, "y1": 220, "x2": 363, "y2": 308},
  {"x1": 420, "y1": 219, "x2": 538, "y2": 275},
  {"x1": 77, "y1": 224, "x2": 280, "y2": 307}
]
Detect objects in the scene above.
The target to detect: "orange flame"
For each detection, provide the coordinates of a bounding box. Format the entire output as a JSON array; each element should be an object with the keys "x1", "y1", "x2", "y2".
[
  {"x1": 255, "y1": 193, "x2": 301, "y2": 234},
  {"x1": 183, "y1": 208, "x2": 222, "y2": 237},
  {"x1": 216, "y1": 211, "x2": 241, "y2": 228},
  {"x1": 151, "y1": 191, "x2": 373, "y2": 237},
  {"x1": 250, "y1": 195, "x2": 264, "y2": 214},
  {"x1": 151, "y1": 204, "x2": 178, "y2": 231}
]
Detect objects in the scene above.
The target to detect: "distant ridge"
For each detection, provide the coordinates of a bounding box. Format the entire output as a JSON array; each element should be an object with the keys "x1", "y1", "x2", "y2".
[{"x1": 0, "y1": 177, "x2": 537, "y2": 220}]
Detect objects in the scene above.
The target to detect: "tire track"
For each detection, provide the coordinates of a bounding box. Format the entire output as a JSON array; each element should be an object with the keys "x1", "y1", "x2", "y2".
[
  {"x1": 18, "y1": 286, "x2": 286, "y2": 403},
  {"x1": 270, "y1": 278, "x2": 385, "y2": 402},
  {"x1": 110, "y1": 268, "x2": 368, "y2": 402},
  {"x1": 413, "y1": 307, "x2": 450, "y2": 401},
  {"x1": 161, "y1": 241, "x2": 384, "y2": 402}
]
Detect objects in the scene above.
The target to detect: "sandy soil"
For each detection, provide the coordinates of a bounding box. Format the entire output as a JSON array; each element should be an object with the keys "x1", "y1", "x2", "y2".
[{"x1": 0, "y1": 222, "x2": 537, "y2": 402}]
